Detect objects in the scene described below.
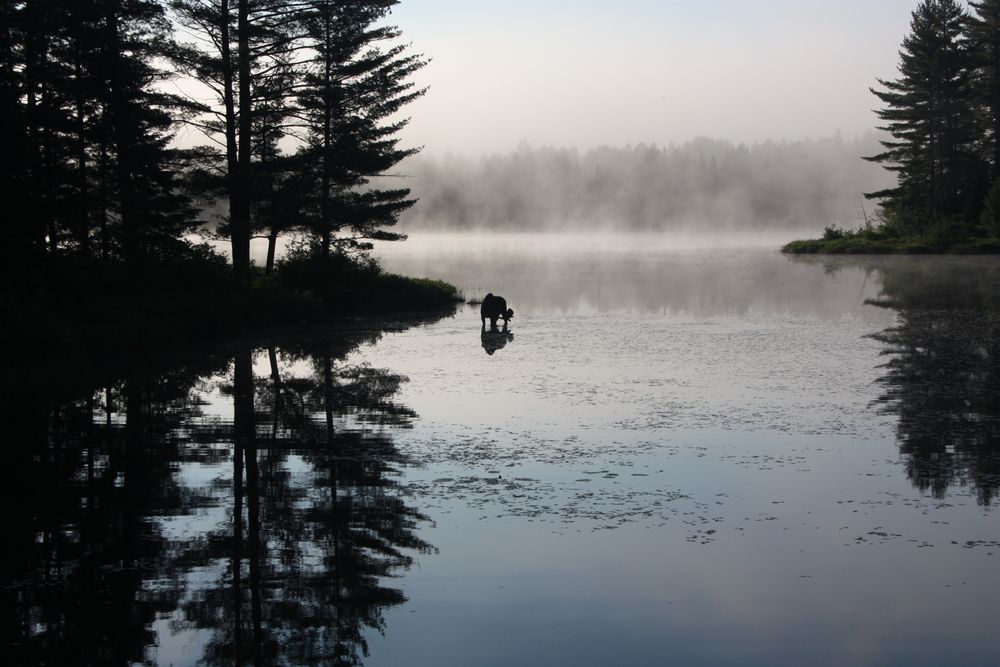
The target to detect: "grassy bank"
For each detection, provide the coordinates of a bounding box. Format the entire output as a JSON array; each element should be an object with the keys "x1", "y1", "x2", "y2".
[
  {"x1": 782, "y1": 229, "x2": 1000, "y2": 255},
  {"x1": 2, "y1": 249, "x2": 461, "y2": 353}
]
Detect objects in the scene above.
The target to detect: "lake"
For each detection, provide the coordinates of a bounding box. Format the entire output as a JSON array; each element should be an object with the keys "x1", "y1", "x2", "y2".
[{"x1": 5, "y1": 234, "x2": 1000, "y2": 666}]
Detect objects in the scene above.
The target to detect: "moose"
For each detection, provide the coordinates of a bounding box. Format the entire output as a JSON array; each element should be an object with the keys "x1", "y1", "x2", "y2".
[{"x1": 480, "y1": 293, "x2": 514, "y2": 332}]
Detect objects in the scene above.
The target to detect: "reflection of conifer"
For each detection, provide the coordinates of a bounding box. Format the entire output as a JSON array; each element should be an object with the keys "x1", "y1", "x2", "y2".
[
  {"x1": 179, "y1": 338, "x2": 432, "y2": 666},
  {"x1": 1, "y1": 367, "x2": 215, "y2": 665},
  {"x1": 3, "y1": 326, "x2": 436, "y2": 665},
  {"x1": 868, "y1": 260, "x2": 1000, "y2": 505}
]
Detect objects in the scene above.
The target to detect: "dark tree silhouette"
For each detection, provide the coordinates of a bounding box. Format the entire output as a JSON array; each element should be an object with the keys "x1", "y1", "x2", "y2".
[
  {"x1": 7, "y1": 0, "x2": 197, "y2": 262},
  {"x1": 866, "y1": 0, "x2": 987, "y2": 234},
  {"x1": 969, "y1": 1, "x2": 1000, "y2": 176},
  {"x1": 0, "y1": 362, "x2": 221, "y2": 666},
  {"x1": 169, "y1": 0, "x2": 306, "y2": 272},
  {"x1": 296, "y1": 0, "x2": 427, "y2": 257},
  {"x1": 969, "y1": 1, "x2": 1000, "y2": 237},
  {"x1": 2, "y1": 329, "x2": 437, "y2": 666}
]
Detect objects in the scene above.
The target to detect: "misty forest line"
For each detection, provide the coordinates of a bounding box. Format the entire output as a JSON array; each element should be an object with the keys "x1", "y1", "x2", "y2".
[{"x1": 399, "y1": 134, "x2": 892, "y2": 231}]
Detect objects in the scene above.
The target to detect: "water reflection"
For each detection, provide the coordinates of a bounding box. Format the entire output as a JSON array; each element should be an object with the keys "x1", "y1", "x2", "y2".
[
  {"x1": 796, "y1": 256, "x2": 1000, "y2": 505},
  {"x1": 376, "y1": 233, "x2": 881, "y2": 316},
  {"x1": 481, "y1": 326, "x2": 514, "y2": 356},
  {"x1": 2, "y1": 329, "x2": 433, "y2": 666}
]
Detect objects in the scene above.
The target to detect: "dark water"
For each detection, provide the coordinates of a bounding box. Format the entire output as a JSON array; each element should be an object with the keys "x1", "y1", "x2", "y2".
[{"x1": 4, "y1": 237, "x2": 1000, "y2": 666}]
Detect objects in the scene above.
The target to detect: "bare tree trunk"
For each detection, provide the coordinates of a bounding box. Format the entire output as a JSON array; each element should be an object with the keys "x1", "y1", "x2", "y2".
[
  {"x1": 74, "y1": 57, "x2": 90, "y2": 257},
  {"x1": 103, "y1": 3, "x2": 137, "y2": 259},
  {"x1": 231, "y1": 0, "x2": 253, "y2": 272},
  {"x1": 98, "y1": 113, "x2": 110, "y2": 261},
  {"x1": 265, "y1": 230, "x2": 277, "y2": 273},
  {"x1": 320, "y1": 7, "x2": 333, "y2": 257},
  {"x1": 268, "y1": 346, "x2": 281, "y2": 438}
]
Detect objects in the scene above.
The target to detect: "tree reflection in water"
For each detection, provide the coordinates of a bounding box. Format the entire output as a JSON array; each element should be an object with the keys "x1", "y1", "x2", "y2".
[
  {"x1": 866, "y1": 259, "x2": 1000, "y2": 505},
  {"x1": 1, "y1": 330, "x2": 434, "y2": 666}
]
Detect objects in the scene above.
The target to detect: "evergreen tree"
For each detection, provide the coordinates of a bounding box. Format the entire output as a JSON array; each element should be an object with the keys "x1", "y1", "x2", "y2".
[
  {"x1": 866, "y1": 0, "x2": 986, "y2": 234},
  {"x1": 98, "y1": 0, "x2": 198, "y2": 260},
  {"x1": 169, "y1": 0, "x2": 304, "y2": 272},
  {"x1": 6, "y1": 0, "x2": 195, "y2": 262},
  {"x1": 296, "y1": 0, "x2": 426, "y2": 256},
  {"x1": 969, "y1": 1, "x2": 1000, "y2": 176},
  {"x1": 0, "y1": 0, "x2": 35, "y2": 265}
]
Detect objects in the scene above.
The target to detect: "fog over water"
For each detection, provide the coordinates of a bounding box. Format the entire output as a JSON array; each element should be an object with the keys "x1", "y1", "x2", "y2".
[
  {"x1": 373, "y1": 232, "x2": 856, "y2": 313},
  {"x1": 396, "y1": 134, "x2": 894, "y2": 233}
]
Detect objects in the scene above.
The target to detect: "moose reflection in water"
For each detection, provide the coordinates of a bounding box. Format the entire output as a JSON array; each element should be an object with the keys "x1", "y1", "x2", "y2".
[
  {"x1": 806, "y1": 257, "x2": 1000, "y2": 505},
  {"x1": 1, "y1": 330, "x2": 433, "y2": 666},
  {"x1": 481, "y1": 325, "x2": 515, "y2": 356}
]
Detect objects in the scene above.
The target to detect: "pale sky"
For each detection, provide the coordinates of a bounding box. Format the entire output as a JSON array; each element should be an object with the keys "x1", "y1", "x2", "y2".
[{"x1": 389, "y1": 0, "x2": 926, "y2": 155}]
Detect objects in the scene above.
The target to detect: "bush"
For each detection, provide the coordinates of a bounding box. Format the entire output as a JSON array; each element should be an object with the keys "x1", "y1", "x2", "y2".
[
  {"x1": 276, "y1": 239, "x2": 461, "y2": 313},
  {"x1": 822, "y1": 225, "x2": 847, "y2": 241},
  {"x1": 980, "y1": 177, "x2": 1000, "y2": 239}
]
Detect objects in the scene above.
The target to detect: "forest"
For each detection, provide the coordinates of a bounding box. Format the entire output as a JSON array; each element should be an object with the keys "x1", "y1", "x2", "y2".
[
  {"x1": 786, "y1": 0, "x2": 1000, "y2": 253},
  {"x1": 0, "y1": 0, "x2": 459, "y2": 350}
]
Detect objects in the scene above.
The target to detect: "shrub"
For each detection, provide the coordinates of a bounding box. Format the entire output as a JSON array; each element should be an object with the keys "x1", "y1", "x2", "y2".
[{"x1": 980, "y1": 177, "x2": 1000, "y2": 239}]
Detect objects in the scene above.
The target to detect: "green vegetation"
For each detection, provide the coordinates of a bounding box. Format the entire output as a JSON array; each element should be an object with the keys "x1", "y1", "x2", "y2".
[
  {"x1": 0, "y1": 1, "x2": 456, "y2": 347},
  {"x1": 786, "y1": 0, "x2": 1000, "y2": 254},
  {"x1": 783, "y1": 225, "x2": 1000, "y2": 254},
  {"x1": 3, "y1": 245, "x2": 460, "y2": 353}
]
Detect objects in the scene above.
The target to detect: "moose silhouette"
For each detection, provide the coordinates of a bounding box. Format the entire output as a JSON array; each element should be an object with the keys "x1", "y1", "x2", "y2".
[{"x1": 480, "y1": 293, "x2": 514, "y2": 332}]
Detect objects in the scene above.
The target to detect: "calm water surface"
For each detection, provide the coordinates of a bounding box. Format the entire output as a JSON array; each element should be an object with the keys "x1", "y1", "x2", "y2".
[{"x1": 5, "y1": 235, "x2": 1000, "y2": 666}]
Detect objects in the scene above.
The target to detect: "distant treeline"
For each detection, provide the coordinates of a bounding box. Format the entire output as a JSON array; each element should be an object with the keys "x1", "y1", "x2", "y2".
[{"x1": 399, "y1": 135, "x2": 893, "y2": 231}]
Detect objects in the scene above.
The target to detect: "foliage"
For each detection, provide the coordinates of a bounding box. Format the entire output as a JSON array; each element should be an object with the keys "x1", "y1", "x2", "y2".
[
  {"x1": 865, "y1": 0, "x2": 987, "y2": 234},
  {"x1": 969, "y1": 1, "x2": 1000, "y2": 173},
  {"x1": 790, "y1": 0, "x2": 1000, "y2": 253},
  {"x1": 980, "y1": 176, "x2": 1000, "y2": 238},
  {"x1": 276, "y1": 238, "x2": 460, "y2": 312},
  {"x1": 2, "y1": 0, "x2": 198, "y2": 263},
  {"x1": 295, "y1": 0, "x2": 427, "y2": 256}
]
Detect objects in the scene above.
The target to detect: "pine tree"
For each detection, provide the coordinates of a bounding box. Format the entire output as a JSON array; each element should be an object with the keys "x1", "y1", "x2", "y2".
[
  {"x1": 6, "y1": 0, "x2": 195, "y2": 262},
  {"x1": 296, "y1": 0, "x2": 426, "y2": 256},
  {"x1": 98, "y1": 0, "x2": 197, "y2": 260},
  {"x1": 169, "y1": 0, "x2": 303, "y2": 272},
  {"x1": 866, "y1": 0, "x2": 987, "y2": 235},
  {"x1": 969, "y1": 1, "x2": 1000, "y2": 176}
]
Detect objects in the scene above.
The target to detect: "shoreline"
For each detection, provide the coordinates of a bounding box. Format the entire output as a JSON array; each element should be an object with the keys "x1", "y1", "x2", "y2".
[
  {"x1": 2, "y1": 255, "x2": 462, "y2": 355},
  {"x1": 782, "y1": 236, "x2": 1000, "y2": 255}
]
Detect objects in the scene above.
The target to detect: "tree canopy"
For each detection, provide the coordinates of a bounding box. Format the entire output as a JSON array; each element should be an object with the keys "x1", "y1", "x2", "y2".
[
  {"x1": 3, "y1": 0, "x2": 425, "y2": 274},
  {"x1": 864, "y1": 0, "x2": 1000, "y2": 241}
]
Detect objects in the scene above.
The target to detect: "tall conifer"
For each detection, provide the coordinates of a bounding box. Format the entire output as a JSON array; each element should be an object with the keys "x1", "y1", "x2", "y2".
[
  {"x1": 866, "y1": 0, "x2": 986, "y2": 233},
  {"x1": 296, "y1": 0, "x2": 426, "y2": 256},
  {"x1": 969, "y1": 1, "x2": 1000, "y2": 176}
]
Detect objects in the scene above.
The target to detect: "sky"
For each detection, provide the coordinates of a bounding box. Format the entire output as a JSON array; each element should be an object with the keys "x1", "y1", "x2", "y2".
[{"x1": 388, "y1": 0, "x2": 926, "y2": 155}]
